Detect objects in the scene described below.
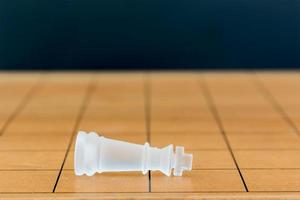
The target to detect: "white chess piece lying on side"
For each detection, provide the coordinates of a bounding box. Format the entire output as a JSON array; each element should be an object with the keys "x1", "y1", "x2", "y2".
[{"x1": 74, "y1": 131, "x2": 193, "y2": 176}]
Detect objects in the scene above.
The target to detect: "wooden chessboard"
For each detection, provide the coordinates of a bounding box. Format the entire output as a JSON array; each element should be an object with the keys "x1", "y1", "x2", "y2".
[{"x1": 0, "y1": 72, "x2": 300, "y2": 199}]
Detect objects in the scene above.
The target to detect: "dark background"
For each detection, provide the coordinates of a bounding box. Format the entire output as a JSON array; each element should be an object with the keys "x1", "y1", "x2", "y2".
[{"x1": 0, "y1": 0, "x2": 299, "y2": 70}]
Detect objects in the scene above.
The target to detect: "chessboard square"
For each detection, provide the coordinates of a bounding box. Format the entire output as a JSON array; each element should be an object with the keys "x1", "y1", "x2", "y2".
[
  {"x1": 151, "y1": 106, "x2": 213, "y2": 119},
  {"x1": 151, "y1": 133, "x2": 228, "y2": 150},
  {"x1": 27, "y1": 97, "x2": 85, "y2": 108},
  {"x1": 6, "y1": 119, "x2": 76, "y2": 134},
  {"x1": 89, "y1": 96, "x2": 144, "y2": 107},
  {"x1": 83, "y1": 105, "x2": 145, "y2": 119},
  {"x1": 56, "y1": 170, "x2": 148, "y2": 192},
  {"x1": 78, "y1": 119, "x2": 146, "y2": 135},
  {"x1": 227, "y1": 133, "x2": 300, "y2": 149},
  {"x1": 151, "y1": 120, "x2": 220, "y2": 133},
  {"x1": 190, "y1": 150, "x2": 236, "y2": 169},
  {"x1": 235, "y1": 150, "x2": 300, "y2": 169},
  {"x1": 0, "y1": 151, "x2": 65, "y2": 170},
  {"x1": 213, "y1": 97, "x2": 270, "y2": 107},
  {"x1": 242, "y1": 169, "x2": 300, "y2": 192},
  {"x1": 152, "y1": 114, "x2": 215, "y2": 123},
  {"x1": 5, "y1": 130, "x2": 73, "y2": 137},
  {"x1": 0, "y1": 135, "x2": 70, "y2": 150},
  {"x1": 19, "y1": 105, "x2": 80, "y2": 118},
  {"x1": 221, "y1": 118, "x2": 293, "y2": 133},
  {"x1": 0, "y1": 171, "x2": 58, "y2": 193},
  {"x1": 217, "y1": 105, "x2": 281, "y2": 118},
  {"x1": 151, "y1": 99, "x2": 205, "y2": 107},
  {"x1": 151, "y1": 170, "x2": 245, "y2": 192}
]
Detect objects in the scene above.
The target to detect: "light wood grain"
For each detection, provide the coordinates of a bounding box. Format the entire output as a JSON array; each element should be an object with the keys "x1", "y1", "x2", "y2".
[
  {"x1": 1, "y1": 72, "x2": 300, "y2": 199},
  {"x1": 151, "y1": 132, "x2": 228, "y2": 150},
  {"x1": 257, "y1": 73, "x2": 300, "y2": 133},
  {"x1": 0, "y1": 171, "x2": 58, "y2": 192},
  {"x1": 0, "y1": 135, "x2": 70, "y2": 150},
  {"x1": 0, "y1": 151, "x2": 65, "y2": 170},
  {"x1": 5, "y1": 118, "x2": 76, "y2": 134},
  {"x1": 0, "y1": 74, "x2": 40, "y2": 131},
  {"x1": 235, "y1": 150, "x2": 300, "y2": 169},
  {"x1": 56, "y1": 171, "x2": 148, "y2": 192},
  {"x1": 189, "y1": 150, "x2": 236, "y2": 169},
  {"x1": 227, "y1": 132, "x2": 300, "y2": 149},
  {"x1": 151, "y1": 170, "x2": 245, "y2": 192},
  {"x1": 242, "y1": 169, "x2": 300, "y2": 192}
]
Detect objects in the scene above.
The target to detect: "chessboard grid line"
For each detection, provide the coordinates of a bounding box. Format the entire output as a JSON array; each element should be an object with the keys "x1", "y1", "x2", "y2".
[
  {"x1": 0, "y1": 74, "x2": 44, "y2": 136},
  {"x1": 200, "y1": 76, "x2": 249, "y2": 192},
  {"x1": 253, "y1": 73, "x2": 300, "y2": 138},
  {"x1": 144, "y1": 73, "x2": 152, "y2": 192},
  {"x1": 52, "y1": 75, "x2": 95, "y2": 193}
]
